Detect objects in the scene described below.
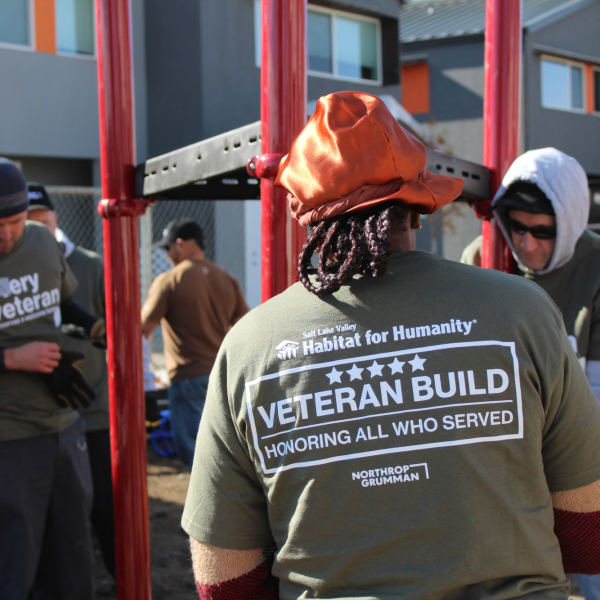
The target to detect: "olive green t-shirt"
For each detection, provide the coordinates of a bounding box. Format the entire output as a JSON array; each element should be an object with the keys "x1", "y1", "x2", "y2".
[
  {"x1": 64, "y1": 246, "x2": 109, "y2": 432},
  {"x1": 0, "y1": 222, "x2": 79, "y2": 441},
  {"x1": 461, "y1": 230, "x2": 600, "y2": 364},
  {"x1": 183, "y1": 251, "x2": 600, "y2": 600},
  {"x1": 523, "y1": 230, "x2": 600, "y2": 365}
]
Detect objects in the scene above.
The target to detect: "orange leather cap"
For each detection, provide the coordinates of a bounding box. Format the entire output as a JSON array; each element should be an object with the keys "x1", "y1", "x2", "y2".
[{"x1": 275, "y1": 91, "x2": 464, "y2": 226}]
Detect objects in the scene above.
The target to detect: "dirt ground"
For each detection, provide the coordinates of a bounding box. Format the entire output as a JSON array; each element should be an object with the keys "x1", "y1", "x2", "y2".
[{"x1": 94, "y1": 446, "x2": 197, "y2": 599}]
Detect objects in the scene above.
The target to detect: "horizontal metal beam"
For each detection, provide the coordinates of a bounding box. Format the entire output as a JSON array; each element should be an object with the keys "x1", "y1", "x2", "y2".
[
  {"x1": 136, "y1": 121, "x2": 491, "y2": 202},
  {"x1": 426, "y1": 150, "x2": 490, "y2": 201},
  {"x1": 136, "y1": 121, "x2": 262, "y2": 199}
]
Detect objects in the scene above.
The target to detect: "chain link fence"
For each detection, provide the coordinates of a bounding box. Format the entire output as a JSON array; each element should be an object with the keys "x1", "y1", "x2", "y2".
[
  {"x1": 47, "y1": 187, "x2": 248, "y2": 375},
  {"x1": 47, "y1": 186, "x2": 104, "y2": 254}
]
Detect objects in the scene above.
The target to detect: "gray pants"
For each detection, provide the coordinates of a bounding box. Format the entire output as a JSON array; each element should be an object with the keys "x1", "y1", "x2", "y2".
[{"x1": 0, "y1": 419, "x2": 94, "y2": 600}]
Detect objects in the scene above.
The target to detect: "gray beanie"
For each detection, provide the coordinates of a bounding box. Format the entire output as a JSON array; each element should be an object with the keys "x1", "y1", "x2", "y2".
[{"x1": 0, "y1": 158, "x2": 28, "y2": 219}]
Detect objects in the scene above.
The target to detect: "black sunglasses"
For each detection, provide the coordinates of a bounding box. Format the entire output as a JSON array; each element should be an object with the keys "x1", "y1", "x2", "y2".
[{"x1": 507, "y1": 217, "x2": 556, "y2": 240}]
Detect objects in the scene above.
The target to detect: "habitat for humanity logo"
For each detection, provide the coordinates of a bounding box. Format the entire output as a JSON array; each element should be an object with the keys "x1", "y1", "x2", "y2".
[{"x1": 276, "y1": 340, "x2": 300, "y2": 361}]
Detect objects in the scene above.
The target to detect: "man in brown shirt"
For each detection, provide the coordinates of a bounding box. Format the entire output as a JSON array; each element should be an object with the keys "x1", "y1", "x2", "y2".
[{"x1": 142, "y1": 219, "x2": 248, "y2": 469}]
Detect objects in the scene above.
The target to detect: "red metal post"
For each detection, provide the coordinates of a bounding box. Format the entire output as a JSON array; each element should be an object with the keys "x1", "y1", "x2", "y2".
[
  {"x1": 95, "y1": 0, "x2": 152, "y2": 598},
  {"x1": 480, "y1": 0, "x2": 520, "y2": 272},
  {"x1": 260, "y1": 0, "x2": 307, "y2": 301}
]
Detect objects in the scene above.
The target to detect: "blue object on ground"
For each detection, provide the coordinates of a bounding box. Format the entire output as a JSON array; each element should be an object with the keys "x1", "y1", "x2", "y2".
[
  {"x1": 149, "y1": 410, "x2": 177, "y2": 458},
  {"x1": 574, "y1": 574, "x2": 600, "y2": 600}
]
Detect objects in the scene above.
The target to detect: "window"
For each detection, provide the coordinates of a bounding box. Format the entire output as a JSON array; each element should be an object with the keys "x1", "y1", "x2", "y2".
[
  {"x1": 0, "y1": 0, "x2": 31, "y2": 48},
  {"x1": 56, "y1": 0, "x2": 94, "y2": 56},
  {"x1": 308, "y1": 11, "x2": 332, "y2": 73},
  {"x1": 253, "y1": 2, "x2": 381, "y2": 85},
  {"x1": 541, "y1": 57, "x2": 585, "y2": 112},
  {"x1": 308, "y1": 7, "x2": 380, "y2": 84}
]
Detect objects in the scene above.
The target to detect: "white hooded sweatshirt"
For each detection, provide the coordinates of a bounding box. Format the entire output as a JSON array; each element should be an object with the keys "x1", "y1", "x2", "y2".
[
  {"x1": 491, "y1": 147, "x2": 589, "y2": 275},
  {"x1": 492, "y1": 148, "x2": 600, "y2": 400}
]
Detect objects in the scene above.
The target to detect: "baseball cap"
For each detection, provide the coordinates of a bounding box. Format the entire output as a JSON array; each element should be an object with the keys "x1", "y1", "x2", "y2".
[
  {"x1": 27, "y1": 183, "x2": 55, "y2": 212},
  {"x1": 275, "y1": 91, "x2": 464, "y2": 227},
  {"x1": 0, "y1": 158, "x2": 28, "y2": 219},
  {"x1": 152, "y1": 219, "x2": 205, "y2": 250},
  {"x1": 494, "y1": 181, "x2": 555, "y2": 216}
]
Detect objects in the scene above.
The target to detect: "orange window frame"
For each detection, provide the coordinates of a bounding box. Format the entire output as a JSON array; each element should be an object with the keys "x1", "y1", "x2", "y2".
[
  {"x1": 34, "y1": 0, "x2": 56, "y2": 53},
  {"x1": 401, "y1": 62, "x2": 430, "y2": 115}
]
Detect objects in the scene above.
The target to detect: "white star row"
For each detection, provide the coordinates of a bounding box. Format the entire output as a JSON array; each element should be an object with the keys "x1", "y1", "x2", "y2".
[{"x1": 325, "y1": 354, "x2": 426, "y2": 384}]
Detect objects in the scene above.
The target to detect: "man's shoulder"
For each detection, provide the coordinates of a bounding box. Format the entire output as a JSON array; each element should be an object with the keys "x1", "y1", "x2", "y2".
[
  {"x1": 460, "y1": 235, "x2": 482, "y2": 266},
  {"x1": 177, "y1": 259, "x2": 238, "y2": 285},
  {"x1": 223, "y1": 283, "x2": 305, "y2": 337},
  {"x1": 19, "y1": 221, "x2": 62, "y2": 259},
  {"x1": 25, "y1": 220, "x2": 58, "y2": 244},
  {"x1": 557, "y1": 229, "x2": 600, "y2": 285},
  {"x1": 577, "y1": 229, "x2": 600, "y2": 261},
  {"x1": 437, "y1": 253, "x2": 549, "y2": 299},
  {"x1": 69, "y1": 246, "x2": 103, "y2": 267},
  {"x1": 149, "y1": 268, "x2": 172, "y2": 291},
  {"x1": 72, "y1": 245, "x2": 102, "y2": 262}
]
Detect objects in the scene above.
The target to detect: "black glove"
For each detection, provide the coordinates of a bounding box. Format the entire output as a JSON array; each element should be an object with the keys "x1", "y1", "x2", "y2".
[
  {"x1": 89, "y1": 319, "x2": 107, "y2": 349},
  {"x1": 42, "y1": 351, "x2": 96, "y2": 409}
]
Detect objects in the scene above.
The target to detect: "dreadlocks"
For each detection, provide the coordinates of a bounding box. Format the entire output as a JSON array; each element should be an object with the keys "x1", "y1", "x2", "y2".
[{"x1": 298, "y1": 203, "x2": 411, "y2": 296}]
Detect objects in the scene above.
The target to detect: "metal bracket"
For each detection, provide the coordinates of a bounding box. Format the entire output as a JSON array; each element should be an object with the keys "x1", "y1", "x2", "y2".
[
  {"x1": 135, "y1": 121, "x2": 262, "y2": 200},
  {"x1": 135, "y1": 120, "x2": 492, "y2": 203},
  {"x1": 247, "y1": 154, "x2": 285, "y2": 179},
  {"x1": 98, "y1": 198, "x2": 154, "y2": 218},
  {"x1": 425, "y1": 150, "x2": 490, "y2": 202}
]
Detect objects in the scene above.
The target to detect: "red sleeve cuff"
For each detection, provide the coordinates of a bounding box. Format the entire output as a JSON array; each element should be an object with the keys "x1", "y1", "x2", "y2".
[
  {"x1": 196, "y1": 560, "x2": 279, "y2": 600},
  {"x1": 554, "y1": 508, "x2": 600, "y2": 575}
]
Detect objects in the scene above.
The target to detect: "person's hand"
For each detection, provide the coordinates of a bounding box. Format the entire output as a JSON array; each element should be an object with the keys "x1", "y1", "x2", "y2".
[
  {"x1": 4, "y1": 342, "x2": 61, "y2": 373},
  {"x1": 42, "y1": 351, "x2": 96, "y2": 409}
]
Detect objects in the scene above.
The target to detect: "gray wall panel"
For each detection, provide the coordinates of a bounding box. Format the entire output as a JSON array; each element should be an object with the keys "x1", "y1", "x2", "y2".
[
  {"x1": 6, "y1": 155, "x2": 93, "y2": 186},
  {"x1": 308, "y1": 77, "x2": 400, "y2": 102},
  {"x1": 407, "y1": 40, "x2": 484, "y2": 123},
  {"x1": 525, "y1": 2, "x2": 600, "y2": 174},
  {"x1": 401, "y1": 38, "x2": 484, "y2": 161},
  {"x1": 0, "y1": 49, "x2": 99, "y2": 158},
  {"x1": 311, "y1": 0, "x2": 401, "y2": 19},
  {"x1": 199, "y1": 0, "x2": 260, "y2": 139},
  {"x1": 145, "y1": 0, "x2": 203, "y2": 157},
  {"x1": 132, "y1": 0, "x2": 149, "y2": 162}
]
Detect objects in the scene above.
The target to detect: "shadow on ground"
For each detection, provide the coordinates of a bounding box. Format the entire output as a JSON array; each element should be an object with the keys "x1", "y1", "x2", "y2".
[{"x1": 94, "y1": 447, "x2": 196, "y2": 599}]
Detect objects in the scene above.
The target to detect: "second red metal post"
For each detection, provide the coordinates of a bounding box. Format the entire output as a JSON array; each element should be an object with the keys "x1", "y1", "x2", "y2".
[
  {"x1": 95, "y1": 0, "x2": 152, "y2": 597},
  {"x1": 260, "y1": 0, "x2": 307, "y2": 301},
  {"x1": 481, "y1": 0, "x2": 521, "y2": 272}
]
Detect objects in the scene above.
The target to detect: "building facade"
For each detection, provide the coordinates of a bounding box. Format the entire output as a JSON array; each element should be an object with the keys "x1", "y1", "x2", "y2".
[
  {"x1": 0, "y1": 0, "x2": 402, "y2": 306},
  {"x1": 401, "y1": 0, "x2": 600, "y2": 258}
]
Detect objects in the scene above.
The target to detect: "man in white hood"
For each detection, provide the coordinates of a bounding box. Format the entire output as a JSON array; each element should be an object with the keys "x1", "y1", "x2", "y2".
[
  {"x1": 462, "y1": 148, "x2": 600, "y2": 398},
  {"x1": 462, "y1": 148, "x2": 600, "y2": 599}
]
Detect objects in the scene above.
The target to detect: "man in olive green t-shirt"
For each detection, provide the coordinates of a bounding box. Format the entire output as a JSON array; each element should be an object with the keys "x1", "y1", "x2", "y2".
[
  {"x1": 183, "y1": 93, "x2": 600, "y2": 600},
  {"x1": 27, "y1": 182, "x2": 115, "y2": 580},
  {"x1": 0, "y1": 159, "x2": 100, "y2": 599}
]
